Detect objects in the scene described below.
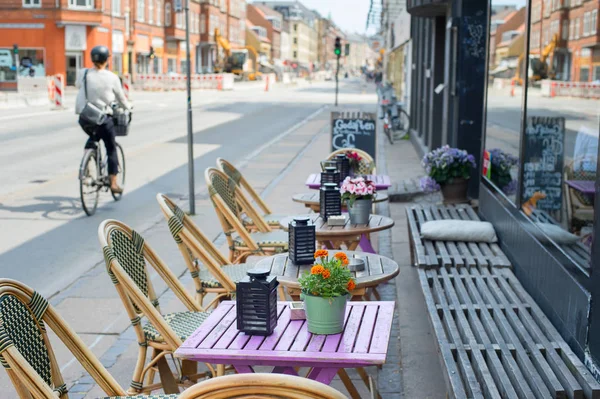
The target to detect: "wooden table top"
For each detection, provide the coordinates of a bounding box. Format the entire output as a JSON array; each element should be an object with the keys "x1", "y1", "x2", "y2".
[
  {"x1": 292, "y1": 191, "x2": 389, "y2": 205},
  {"x1": 175, "y1": 301, "x2": 395, "y2": 369},
  {"x1": 255, "y1": 251, "x2": 400, "y2": 289},
  {"x1": 279, "y1": 213, "x2": 394, "y2": 238},
  {"x1": 305, "y1": 174, "x2": 392, "y2": 190}
]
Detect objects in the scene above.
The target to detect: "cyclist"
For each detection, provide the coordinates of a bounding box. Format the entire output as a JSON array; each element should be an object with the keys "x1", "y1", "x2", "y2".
[{"x1": 75, "y1": 45, "x2": 131, "y2": 194}]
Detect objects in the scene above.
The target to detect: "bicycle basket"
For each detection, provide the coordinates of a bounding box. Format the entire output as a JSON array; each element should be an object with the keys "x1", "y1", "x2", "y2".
[{"x1": 113, "y1": 111, "x2": 130, "y2": 136}]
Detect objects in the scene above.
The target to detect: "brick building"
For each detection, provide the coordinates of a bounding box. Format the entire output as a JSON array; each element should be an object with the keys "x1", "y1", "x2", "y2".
[{"x1": 246, "y1": 3, "x2": 282, "y2": 62}]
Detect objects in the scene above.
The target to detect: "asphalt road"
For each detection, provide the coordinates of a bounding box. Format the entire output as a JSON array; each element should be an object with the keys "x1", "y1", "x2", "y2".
[{"x1": 0, "y1": 79, "x2": 368, "y2": 297}]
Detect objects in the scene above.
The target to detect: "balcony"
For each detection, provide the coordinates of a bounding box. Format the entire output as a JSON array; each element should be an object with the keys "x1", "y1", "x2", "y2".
[{"x1": 406, "y1": 0, "x2": 448, "y2": 17}]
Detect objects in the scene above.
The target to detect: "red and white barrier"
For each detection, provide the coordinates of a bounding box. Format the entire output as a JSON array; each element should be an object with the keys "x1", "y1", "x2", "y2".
[
  {"x1": 541, "y1": 80, "x2": 600, "y2": 99},
  {"x1": 54, "y1": 74, "x2": 64, "y2": 109},
  {"x1": 132, "y1": 73, "x2": 234, "y2": 92},
  {"x1": 122, "y1": 74, "x2": 131, "y2": 99}
]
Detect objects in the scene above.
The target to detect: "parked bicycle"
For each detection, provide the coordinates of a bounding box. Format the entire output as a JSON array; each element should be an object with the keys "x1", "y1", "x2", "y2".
[
  {"x1": 378, "y1": 82, "x2": 410, "y2": 144},
  {"x1": 79, "y1": 107, "x2": 130, "y2": 216}
]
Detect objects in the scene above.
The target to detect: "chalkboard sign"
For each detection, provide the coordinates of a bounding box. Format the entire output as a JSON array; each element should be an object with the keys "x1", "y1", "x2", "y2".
[
  {"x1": 331, "y1": 111, "x2": 377, "y2": 161},
  {"x1": 522, "y1": 116, "x2": 566, "y2": 219}
]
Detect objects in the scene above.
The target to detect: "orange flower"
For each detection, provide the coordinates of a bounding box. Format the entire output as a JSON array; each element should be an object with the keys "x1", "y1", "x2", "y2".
[
  {"x1": 322, "y1": 269, "x2": 331, "y2": 279},
  {"x1": 341, "y1": 258, "x2": 349, "y2": 266},
  {"x1": 314, "y1": 249, "x2": 329, "y2": 259},
  {"x1": 334, "y1": 252, "x2": 348, "y2": 262},
  {"x1": 347, "y1": 279, "x2": 356, "y2": 291},
  {"x1": 311, "y1": 265, "x2": 325, "y2": 275}
]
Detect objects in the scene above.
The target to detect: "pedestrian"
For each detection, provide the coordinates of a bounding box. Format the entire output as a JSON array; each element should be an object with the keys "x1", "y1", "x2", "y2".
[{"x1": 75, "y1": 45, "x2": 132, "y2": 194}]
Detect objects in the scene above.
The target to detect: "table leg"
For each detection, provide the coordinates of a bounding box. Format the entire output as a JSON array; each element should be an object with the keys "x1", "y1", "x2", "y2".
[
  {"x1": 338, "y1": 368, "x2": 362, "y2": 399},
  {"x1": 358, "y1": 234, "x2": 376, "y2": 253},
  {"x1": 234, "y1": 365, "x2": 255, "y2": 374},
  {"x1": 306, "y1": 367, "x2": 339, "y2": 385},
  {"x1": 273, "y1": 366, "x2": 299, "y2": 376},
  {"x1": 157, "y1": 355, "x2": 179, "y2": 394}
]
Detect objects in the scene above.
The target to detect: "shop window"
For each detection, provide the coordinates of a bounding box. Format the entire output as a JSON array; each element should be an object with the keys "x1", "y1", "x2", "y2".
[
  {"x1": 167, "y1": 58, "x2": 176, "y2": 73},
  {"x1": 0, "y1": 48, "x2": 45, "y2": 82},
  {"x1": 180, "y1": 59, "x2": 188, "y2": 74},
  {"x1": 112, "y1": 53, "x2": 123, "y2": 74},
  {"x1": 482, "y1": 0, "x2": 527, "y2": 204},
  {"x1": 595, "y1": 66, "x2": 600, "y2": 81},
  {"x1": 69, "y1": 0, "x2": 93, "y2": 8},
  {"x1": 520, "y1": 1, "x2": 599, "y2": 273},
  {"x1": 23, "y1": 0, "x2": 41, "y2": 7}
]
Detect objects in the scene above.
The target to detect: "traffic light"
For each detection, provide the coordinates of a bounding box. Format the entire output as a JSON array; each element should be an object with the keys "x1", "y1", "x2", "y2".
[
  {"x1": 149, "y1": 46, "x2": 155, "y2": 59},
  {"x1": 13, "y1": 44, "x2": 18, "y2": 54},
  {"x1": 334, "y1": 37, "x2": 341, "y2": 57}
]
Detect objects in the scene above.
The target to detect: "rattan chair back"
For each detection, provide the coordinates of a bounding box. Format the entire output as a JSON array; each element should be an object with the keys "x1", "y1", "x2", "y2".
[
  {"x1": 0, "y1": 279, "x2": 125, "y2": 398},
  {"x1": 327, "y1": 148, "x2": 376, "y2": 174},
  {"x1": 216, "y1": 158, "x2": 273, "y2": 215},
  {"x1": 178, "y1": 373, "x2": 348, "y2": 399}
]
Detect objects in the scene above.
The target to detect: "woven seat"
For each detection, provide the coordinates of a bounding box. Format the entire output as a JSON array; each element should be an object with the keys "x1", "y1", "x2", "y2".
[
  {"x1": 327, "y1": 148, "x2": 376, "y2": 175},
  {"x1": 199, "y1": 263, "x2": 255, "y2": 288},
  {"x1": 233, "y1": 231, "x2": 289, "y2": 249},
  {"x1": 143, "y1": 311, "x2": 210, "y2": 342},
  {"x1": 242, "y1": 213, "x2": 287, "y2": 228}
]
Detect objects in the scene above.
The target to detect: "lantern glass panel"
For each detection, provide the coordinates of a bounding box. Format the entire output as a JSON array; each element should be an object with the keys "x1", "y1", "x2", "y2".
[
  {"x1": 319, "y1": 182, "x2": 342, "y2": 221},
  {"x1": 289, "y1": 217, "x2": 316, "y2": 265}
]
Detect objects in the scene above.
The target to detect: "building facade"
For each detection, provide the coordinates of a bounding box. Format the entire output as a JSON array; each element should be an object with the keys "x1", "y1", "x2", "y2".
[
  {"x1": 403, "y1": 0, "x2": 600, "y2": 376},
  {"x1": 246, "y1": 3, "x2": 282, "y2": 63}
]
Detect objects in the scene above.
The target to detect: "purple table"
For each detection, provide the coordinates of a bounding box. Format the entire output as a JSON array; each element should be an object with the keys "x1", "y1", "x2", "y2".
[
  {"x1": 176, "y1": 301, "x2": 394, "y2": 392},
  {"x1": 306, "y1": 173, "x2": 392, "y2": 190},
  {"x1": 566, "y1": 180, "x2": 595, "y2": 195}
]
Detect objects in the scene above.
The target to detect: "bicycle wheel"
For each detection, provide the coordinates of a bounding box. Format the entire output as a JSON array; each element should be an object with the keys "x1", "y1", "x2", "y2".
[
  {"x1": 80, "y1": 149, "x2": 100, "y2": 216},
  {"x1": 111, "y1": 143, "x2": 126, "y2": 201},
  {"x1": 394, "y1": 109, "x2": 411, "y2": 140}
]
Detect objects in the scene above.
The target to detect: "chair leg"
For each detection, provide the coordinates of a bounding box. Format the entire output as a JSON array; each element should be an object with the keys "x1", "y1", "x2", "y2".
[
  {"x1": 217, "y1": 364, "x2": 226, "y2": 377},
  {"x1": 145, "y1": 348, "x2": 160, "y2": 387},
  {"x1": 127, "y1": 344, "x2": 148, "y2": 394}
]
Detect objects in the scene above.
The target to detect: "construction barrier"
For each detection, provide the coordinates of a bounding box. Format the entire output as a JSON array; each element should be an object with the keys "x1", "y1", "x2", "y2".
[
  {"x1": 122, "y1": 73, "x2": 131, "y2": 99},
  {"x1": 132, "y1": 73, "x2": 235, "y2": 92},
  {"x1": 16, "y1": 76, "x2": 52, "y2": 106},
  {"x1": 541, "y1": 80, "x2": 600, "y2": 99},
  {"x1": 53, "y1": 74, "x2": 65, "y2": 108}
]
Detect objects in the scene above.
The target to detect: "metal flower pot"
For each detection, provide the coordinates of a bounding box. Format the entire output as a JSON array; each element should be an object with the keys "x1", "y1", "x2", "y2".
[
  {"x1": 348, "y1": 198, "x2": 372, "y2": 224},
  {"x1": 440, "y1": 178, "x2": 469, "y2": 204},
  {"x1": 303, "y1": 293, "x2": 348, "y2": 335}
]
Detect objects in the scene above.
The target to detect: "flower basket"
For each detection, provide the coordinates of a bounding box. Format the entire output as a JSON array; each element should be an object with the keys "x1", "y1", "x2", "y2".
[
  {"x1": 340, "y1": 176, "x2": 376, "y2": 224},
  {"x1": 298, "y1": 250, "x2": 355, "y2": 335},
  {"x1": 420, "y1": 145, "x2": 476, "y2": 204}
]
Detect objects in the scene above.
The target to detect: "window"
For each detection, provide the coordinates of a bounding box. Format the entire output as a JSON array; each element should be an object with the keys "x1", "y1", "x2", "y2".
[
  {"x1": 543, "y1": 0, "x2": 551, "y2": 17},
  {"x1": 112, "y1": 0, "x2": 120, "y2": 15},
  {"x1": 23, "y1": 0, "x2": 41, "y2": 7},
  {"x1": 293, "y1": 50, "x2": 297, "y2": 58},
  {"x1": 137, "y1": 0, "x2": 145, "y2": 21},
  {"x1": 293, "y1": 37, "x2": 297, "y2": 44},
  {"x1": 575, "y1": 18, "x2": 580, "y2": 39},
  {"x1": 69, "y1": 0, "x2": 93, "y2": 7},
  {"x1": 562, "y1": 20, "x2": 569, "y2": 40},
  {"x1": 200, "y1": 14, "x2": 206, "y2": 34},
  {"x1": 165, "y1": 2, "x2": 171, "y2": 26},
  {"x1": 592, "y1": 10, "x2": 598, "y2": 35},
  {"x1": 156, "y1": 0, "x2": 162, "y2": 25},
  {"x1": 580, "y1": 66, "x2": 590, "y2": 81},
  {"x1": 594, "y1": 65, "x2": 600, "y2": 81},
  {"x1": 294, "y1": 24, "x2": 297, "y2": 31},
  {"x1": 148, "y1": 0, "x2": 153, "y2": 23},
  {"x1": 176, "y1": 9, "x2": 183, "y2": 28},
  {"x1": 570, "y1": 18, "x2": 575, "y2": 38},
  {"x1": 584, "y1": 12, "x2": 590, "y2": 36}
]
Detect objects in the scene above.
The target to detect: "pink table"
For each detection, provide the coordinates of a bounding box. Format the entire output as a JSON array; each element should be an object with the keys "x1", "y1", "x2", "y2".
[
  {"x1": 306, "y1": 173, "x2": 392, "y2": 190},
  {"x1": 566, "y1": 180, "x2": 595, "y2": 195},
  {"x1": 175, "y1": 301, "x2": 395, "y2": 386}
]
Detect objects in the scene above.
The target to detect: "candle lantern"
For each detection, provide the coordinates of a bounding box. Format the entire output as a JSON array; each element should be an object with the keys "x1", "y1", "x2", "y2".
[
  {"x1": 321, "y1": 166, "x2": 340, "y2": 186},
  {"x1": 320, "y1": 182, "x2": 342, "y2": 221},
  {"x1": 288, "y1": 217, "x2": 316, "y2": 265},
  {"x1": 335, "y1": 154, "x2": 350, "y2": 181},
  {"x1": 236, "y1": 268, "x2": 279, "y2": 336}
]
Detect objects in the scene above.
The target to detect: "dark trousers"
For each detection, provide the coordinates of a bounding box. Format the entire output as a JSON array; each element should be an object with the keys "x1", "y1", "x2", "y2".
[{"x1": 80, "y1": 116, "x2": 119, "y2": 175}]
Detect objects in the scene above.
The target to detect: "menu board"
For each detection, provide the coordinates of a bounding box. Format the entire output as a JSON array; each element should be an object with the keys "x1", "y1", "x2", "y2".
[
  {"x1": 522, "y1": 116, "x2": 566, "y2": 217},
  {"x1": 331, "y1": 111, "x2": 377, "y2": 161}
]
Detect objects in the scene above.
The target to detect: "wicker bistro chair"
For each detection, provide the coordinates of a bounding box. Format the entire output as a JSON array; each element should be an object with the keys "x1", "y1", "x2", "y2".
[
  {"x1": 205, "y1": 168, "x2": 289, "y2": 264},
  {"x1": 178, "y1": 373, "x2": 348, "y2": 399},
  {"x1": 327, "y1": 148, "x2": 376, "y2": 175},
  {"x1": 216, "y1": 158, "x2": 287, "y2": 231},
  {"x1": 564, "y1": 158, "x2": 596, "y2": 232},
  {"x1": 99, "y1": 220, "x2": 217, "y2": 395},
  {"x1": 157, "y1": 193, "x2": 256, "y2": 309},
  {"x1": 0, "y1": 279, "x2": 155, "y2": 399}
]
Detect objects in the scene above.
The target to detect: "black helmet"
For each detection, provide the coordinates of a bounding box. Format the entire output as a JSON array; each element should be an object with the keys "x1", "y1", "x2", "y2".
[{"x1": 91, "y1": 45, "x2": 110, "y2": 63}]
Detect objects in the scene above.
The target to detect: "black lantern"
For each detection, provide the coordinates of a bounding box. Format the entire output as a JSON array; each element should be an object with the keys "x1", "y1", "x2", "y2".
[
  {"x1": 320, "y1": 182, "x2": 342, "y2": 221},
  {"x1": 236, "y1": 268, "x2": 279, "y2": 336},
  {"x1": 335, "y1": 153, "x2": 350, "y2": 181},
  {"x1": 289, "y1": 217, "x2": 316, "y2": 265},
  {"x1": 321, "y1": 166, "x2": 341, "y2": 186}
]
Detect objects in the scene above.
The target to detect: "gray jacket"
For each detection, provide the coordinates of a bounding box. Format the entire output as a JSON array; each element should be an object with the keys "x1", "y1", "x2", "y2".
[{"x1": 75, "y1": 68, "x2": 131, "y2": 115}]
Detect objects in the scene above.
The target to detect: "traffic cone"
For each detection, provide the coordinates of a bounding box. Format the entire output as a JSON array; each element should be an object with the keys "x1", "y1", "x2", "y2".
[{"x1": 510, "y1": 80, "x2": 515, "y2": 97}]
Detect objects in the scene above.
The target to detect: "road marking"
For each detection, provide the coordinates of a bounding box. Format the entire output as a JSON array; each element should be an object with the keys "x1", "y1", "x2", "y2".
[{"x1": 0, "y1": 110, "x2": 61, "y2": 122}]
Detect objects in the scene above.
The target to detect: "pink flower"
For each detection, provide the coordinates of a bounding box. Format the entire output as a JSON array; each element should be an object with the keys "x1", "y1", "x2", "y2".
[{"x1": 367, "y1": 186, "x2": 374, "y2": 195}]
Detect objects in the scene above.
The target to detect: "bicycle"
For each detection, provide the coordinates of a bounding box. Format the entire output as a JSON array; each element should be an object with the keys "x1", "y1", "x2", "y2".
[
  {"x1": 379, "y1": 83, "x2": 410, "y2": 144},
  {"x1": 79, "y1": 110, "x2": 129, "y2": 216}
]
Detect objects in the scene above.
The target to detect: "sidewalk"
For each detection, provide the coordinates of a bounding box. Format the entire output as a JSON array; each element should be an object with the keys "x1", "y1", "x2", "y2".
[{"x1": 0, "y1": 93, "x2": 448, "y2": 398}]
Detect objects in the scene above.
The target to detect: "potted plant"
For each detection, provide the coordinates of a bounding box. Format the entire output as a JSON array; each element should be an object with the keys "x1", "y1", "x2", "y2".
[
  {"x1": 298, "y1": 250, "x2": 355, "y2": 335},
  {"x1": 346, "y1": 151, "x2": 363, "y2": 175},
  {"x1": 420, "y1": 145, "x2": 476, "y2": 203},
  {"x1": 488, "y1": 148, "x2": 518, "y2": 196},
  {"x1": 340, "y1": 176, "x2": 376, "y2": 224}
]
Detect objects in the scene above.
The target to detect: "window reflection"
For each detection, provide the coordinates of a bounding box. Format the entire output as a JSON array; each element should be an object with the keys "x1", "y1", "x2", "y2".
[
  {"x1": 484, "y1": 1, "x2": 527, "y2": 203},
  {"x1": 523, "y1": 0, "x2": 599, "y2": 270}
]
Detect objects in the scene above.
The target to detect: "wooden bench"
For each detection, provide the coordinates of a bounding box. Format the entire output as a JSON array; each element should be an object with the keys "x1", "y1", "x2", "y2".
[
  {"x1": 406, "y1": 205, "x2": 600, "y2": 398},
  {"x1": 406, "y1": 204, "x2": 511, "y2": 269}
]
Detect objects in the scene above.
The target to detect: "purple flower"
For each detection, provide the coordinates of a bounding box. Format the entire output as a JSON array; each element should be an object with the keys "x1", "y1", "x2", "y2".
[
  {"x1": 420, "y1": 176, "x2": 441, "y2": 193},
  {"x1": 502, "y1": 180, "x2": 518, "y2": 195}
]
